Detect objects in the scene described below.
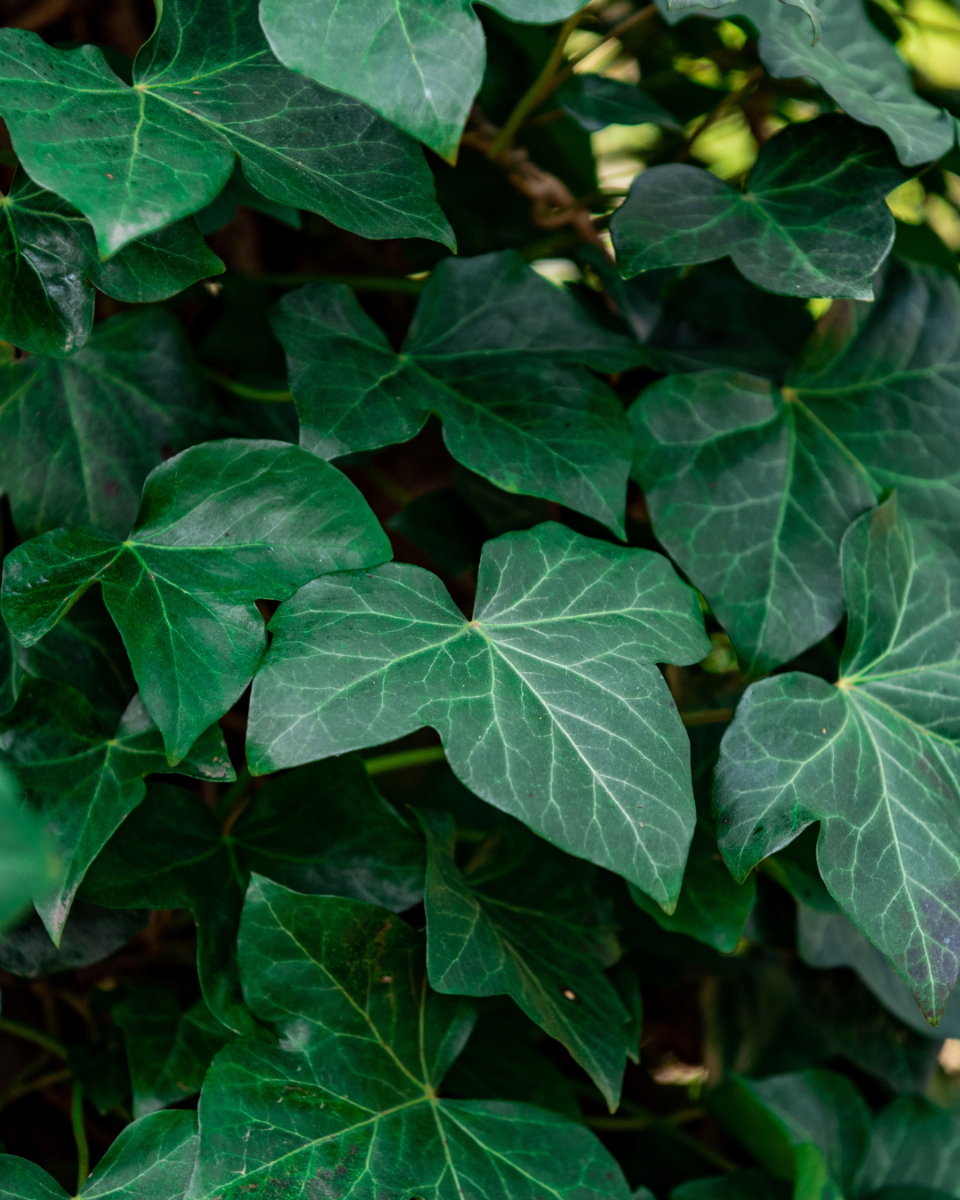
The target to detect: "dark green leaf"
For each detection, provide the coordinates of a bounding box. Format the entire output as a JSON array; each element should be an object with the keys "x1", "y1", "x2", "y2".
[
  {"x1": 0, "y1": 762, "x2": 57, "y2": 935},
  {"x1": 859, "y1": 1097, "x2": 960, "y2": 1197},
  {"x1": 0, "y1": 680, "x2": 233, "y2": 941},
  {"x1": 671, "y1": 1171, "x2": 790, "y2": 1200},
  {"x1": 611, "y1": 116, "x2": 902, "y2": 300},
  {"x1": 387, "y1": 489, "x2": 486, "y2": 577},
  {"x1": 2, "y1": 439, "x2": 391, "y2": 760},
  {"x1": 631, "y1": 259, "x2": 960, "y2": 672},
  {"x1": 82, "y1": 758, "x2": 424, "y2": 1032},
  {"x1": 258, "y1": 0, "x2": 583, "y2": 161},
  {"x1": 113, "y1": 988, "x2": 232, "y2": 1117},
  {"x1": 0, "y1": 1109, "x2": 198, "y2": 1200},
  {"x1": 418, "y1": 807, "x2": 633, "y2": 1109},
  {"x1": 247, "y1": 521, "x2": 710, "y2": 909},
  {"x1": 657, "y1": 0, "x2": 955, "y2": 166},
  {"x1": 0, "y1": 0, "x2": 452, "y2": 256},
  {"x1": 667, "y1": 0, "x2": 821, "y2": 40},
  {"x1": 0, "y1": 901, "x2": 147, "y2": 977},
  {"x1": 715, "y1": 495, "x2": 960, "y2": 1020},
  {"x1": 558, "y1": 76, "x2": 682, "y2": 134},
  {"x1": 275, "y1": 251, "x2": 641, "y2": 535},
  {"x1": 187, "y1": 876, "x2": 631, "y2": 1200},
  {"x1": 0, "y1": 309, "x2": 219, "y2": 539}
]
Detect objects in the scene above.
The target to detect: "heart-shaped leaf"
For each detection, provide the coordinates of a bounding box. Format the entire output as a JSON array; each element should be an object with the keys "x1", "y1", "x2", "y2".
[
  {"x1": 611, "y1": 116, "x2": 903, "y2": 300},
  {"x1": 186, "y1": 876, "x2": 631, "y2": 1200},
  {"x1": 715, "y1": 494, "x2": 960, "y2": 1021},
  {"x1": 248, "y1": 521, "x2": 710, "y2": 909},
  {"x1": 2, "y1": 439, "x2": 391, "y2": 761},
  {"x1": 0, "y1": 0, "x2": 452, "y2": 256},
  {"x1": 274, "y1": 251, "x2": 641, "y2": 536}
]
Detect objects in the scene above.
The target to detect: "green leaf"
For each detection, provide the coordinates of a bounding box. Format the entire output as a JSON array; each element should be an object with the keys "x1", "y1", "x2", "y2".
[
  {"x1": 715, "y1": 494, "x2": 960, "y2": 1021},
  {"x1": 1, "y1": 439, "x2": 391, "y2": 761},
  {"x1": 0, "y1": 1109, "x2": 199, "y2": 1200},
  {"x1": 671, "y1": 1171, "x2": 790, "y2": 1200},
  {"x1": 248, "y1": 521, "x2": 710, "y2": 909},
  {"x1": 113, "y1": 988, "x2": 233, "y2": 1117},
  {"x1": 631, "y1": 258, "x2": 960, "y2": 673},
  {"x1": 0, "y1": 309, "x2": 220, "y2": 539},
  {"x1": 82, "y1": 758, "x2": 424, "y2": 1033},
  {"x1": 708, "y1": 1070, "x2": 870, "y2": 1200},
  {"x1": 187, "y1": 876, "x2": 631, "y2": 1200},
  {"x1": 0, "y1": 762, "x2": 58, "y2": 935},
  {"x1": 858, "y1": 1096, "x2": 960, "y2": 1197},
  {"x1": 0, "y1": 167, "x2": 225, "y2": 358},
  {"x1": 656, "y1": 0, "x2": 955, "y2": 166},
  {"x1": 0, "y1": 0, "x2": 452, "y2": 256},
  {"x1": 557, "y1": 76, "x2": 683, "y2": 134},
  {"x1": 275, "y1": 251, "x2": 641, "y2": 535},
  {"x1": 611, "y1": 116, "x2": 902, "y2": 300},
  {"x1": 667, "y1": 0, "x2": 821, "y2": 41},
  {"x1": 418, "y1": 807, "x2": 633, "y2": 1110},
  {"x1": 629, "y1": 814, "x2": 756, "y2": 953},
  {"x1": 258, "y1": 0, "x2": 583, "y2": 162},
  {"x1": 0, "y1": 901, "x2": 147, "y2": 977},
  {"x1": 0, "y1": 680, "x2": 233, "y2": 941}
]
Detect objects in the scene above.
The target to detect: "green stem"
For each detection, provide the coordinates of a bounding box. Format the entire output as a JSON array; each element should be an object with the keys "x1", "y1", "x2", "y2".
[
  {"x1": 72, "y1": 1082, "x2": 89, "y2": 1194},
  {"x1": 681, "y1": 708, "x2": 734, "y2": 727},
  {"x1": 0, "y1": 1017, "x2": 67, "y2": 1059},
  {"x1": 364, "y1": 746, "x2": 447, "y2": 776},
  {"x1": 203, "y1": 369, "x2": 293, "y2": 403},
  {"x1": 3, "y1": 1067, "x2": 73, "y2": 1110},
  {"x1": 488, "y1": 6, "x2": 587, "y2": 160},
  {"x1": 588, "y1": 1105, "x2": 705, "y2": 1131}
]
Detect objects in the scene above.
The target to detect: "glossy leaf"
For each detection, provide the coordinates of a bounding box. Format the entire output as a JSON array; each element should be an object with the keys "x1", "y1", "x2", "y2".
[
  {"x1": 1, "y1": 439, "x2": 391, "y2": 761},
  {"x1": 656, "y1": 0, "x2": 955, "y2": 166},
  {"x1": 259, "y1": 0, "x2": 583, "y2": 162},
  {"x1": 418, "y1": 807, "x2": 633, "y2": 1110},
  {"x1": 82, "y1": 759, "x2": 425, "y2": 1033},
  {"x1": 558, "y1": 76, "x2": 682, "y2": 134},
  {"x1": 0, "y1": 309, "x2": 219, "y2": 539},
  {"x1": 859, "y1": 1097, "x2": 960, "y2": 1197},
  {"x1": 0, "y1": 0, "x2": 452, "y2": 256},
  {"x1": 0, "y1": 168, "x2": 224, "y2": 358},
  {"x1": 631, "y1": 259, "x2": 960, "y2": 673},
  {"x1": 0, "y1": 680, "x2": 233, "y2": 941},
  {"x1": 715, "y1": 495, "x2": 960, "y2": 1021},
  {"x1": 611, "y1": 116, "x2": 902, "y2": 300},
  {"x1": 248, "y1": 521, "x2": 710, "y2": 909},
  {"x1": 0, "y1": 1109, "x2": 198, "y2": 1200},
  {"x1": 187, "y1": 876, "x2": 631, "y2": 1200},
  {"x1": 275, "y1": 250, "x2": 641, "y2": 536}
]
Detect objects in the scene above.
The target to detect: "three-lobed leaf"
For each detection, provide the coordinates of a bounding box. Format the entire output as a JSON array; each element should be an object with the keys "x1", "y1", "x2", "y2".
[
  {"x1": 1, "y1": 439, "x2": 391, "y2": 761},
  {"x1": 247, "y1": 521, "x2": 710, "y2": 909}
]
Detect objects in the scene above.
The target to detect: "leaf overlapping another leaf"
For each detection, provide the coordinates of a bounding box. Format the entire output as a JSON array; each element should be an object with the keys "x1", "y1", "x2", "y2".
[
  {"x1": 611, "y1": 116, "x2": 903, "y2": 300},
  {"x1": 715, "y1": 494, "x2": 960, "y2": 1021},
  {"x1": 275, "y1": 250, "x2": 642, "y2": 535},
  {"x1": 631, "y1": 259, "x2": 960, "y2": 673},
  {"x1": 248, "y1": 521, "x2": 710, "y2": 909},
  {"x1": 0, "y1": 0, "x2": 452, "y2": 257},
  {"x1": 186, "y1": 877, "x2": 632, "y2": 1200},
  {"x1": 1, "y1": 439, "x2": 390, "y2": 762}
]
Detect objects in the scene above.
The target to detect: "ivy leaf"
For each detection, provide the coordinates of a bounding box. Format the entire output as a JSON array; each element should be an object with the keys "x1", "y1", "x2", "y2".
[
  {"x1": 0, "y1": 680, "x2": 233, "y2": 942},
  {"x1": 0, "y1": 763, "x2": 57, "y2": 935},
  {"x1": 0, "y1": 1109, "x2": 198, "y2": 1200},
  {"x1": 557, "y1": 77, "x2": 683, "y2": 134},
  {"x1": 630, "y1": 259, "x2": 960, "y2": 673},
  {"x1": 666, "y1": 0, "x2": 821, "y2": 41},
  {"x1": 858, "y1": 1096, "x2": 960, "y2": 1196},
  {"x1": 274, "y1": 251, "x2": 641, "y2": 535},
  {"x1": 82, "y1": 758, "x2": 424, "y2": 1033},
  {"x1": 672, "y1": 1173, "x2": 790, "y2": 1200},
  {"x1": 248, "y1": 521, "x2": 710, "y2": 910},
  {"x1": 417, "y1": 807, "x2": 633, "y2": 1111},
  {"x1": 611, "y1": 116, "x2": 902, "y2": 300},
  {"x1": 112, "y1": 988, "x2": 233, "y2": 1117},
  {"x1": 0, "y1": 0, "x2": 452, "y2": 257},
  {"x1": 1, "y1": 439, "x2": 391, "y2": 761},
  {"x1": 709, "y1": 1070, "x2": 870, "y2": 1200},
  {"x1": 715, "y1": 495, "x2": 960, "y2": 1021},
  {"x1": 0, "y1": 168, "x2": 224, "y2": 358},
  {"x1": 656, "y1": 0, "x2": 955, "y2": 166},
  {"x1": 0, "y1": 309, "x2": 220, "y2": 540},
  {"x1": 629, "y1": 814, "x2": 756, "y2": 953},
  {"x1": 0, "y1": 901, "x2": 147, "y2": 978},
  {"x1": 187, "y1": 876, "x2": 631, "y2": 1200},
  {"x1": 258, "y1": 0, "x2": 583, "y2": 162}
]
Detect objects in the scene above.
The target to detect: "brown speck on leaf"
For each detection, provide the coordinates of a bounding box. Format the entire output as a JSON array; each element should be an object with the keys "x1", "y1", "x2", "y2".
[
  {"x1": 561, "y1": 987, "x2": 578, "y2": 1002},
  {"x1": 105, "y1": 172, "x2": 114, "y2": 179},
  {"x1": 381, "y1": 975, "x2": 393, "y2": 983}
]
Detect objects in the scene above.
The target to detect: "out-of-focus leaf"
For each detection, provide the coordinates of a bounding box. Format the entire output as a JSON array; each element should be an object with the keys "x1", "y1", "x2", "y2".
[
  {"x1": 0, "y1": 762, "x2": 58, "y2": 935},
  {"x1": 558, "y1": 76, "x2": 682, "y2": 134},
  {"x1": 0, "y1": 901, "x2": 147, "y2": 977}
]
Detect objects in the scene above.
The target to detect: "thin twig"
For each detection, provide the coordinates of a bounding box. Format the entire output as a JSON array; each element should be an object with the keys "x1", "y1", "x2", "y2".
[
  {"x1": 72, "y1": 1082, "x2": 90, "y2": 1193},
  {"x1": 0, "y1": 1017, "x2": 67, "y2": 1059},
  {"x1": 2, "y1": 1068, "x2": 73, "y2": 1110},
  {"x1": 203, "y1": 368, "x2": 293, "y2": 403}
]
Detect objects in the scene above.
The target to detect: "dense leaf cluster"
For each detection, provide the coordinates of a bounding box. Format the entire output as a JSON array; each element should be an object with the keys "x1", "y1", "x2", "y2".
[{"x1": 2, "y1": 0, "x2": 960, "y2": 1197}]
